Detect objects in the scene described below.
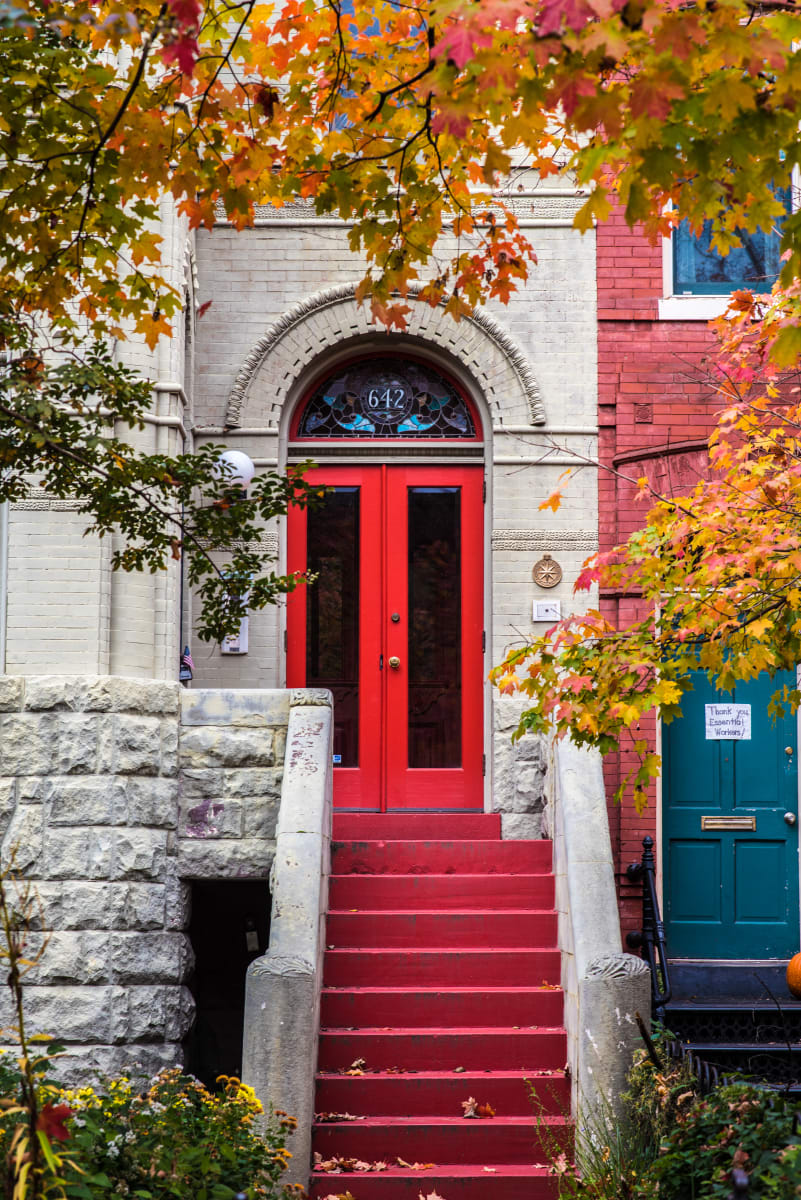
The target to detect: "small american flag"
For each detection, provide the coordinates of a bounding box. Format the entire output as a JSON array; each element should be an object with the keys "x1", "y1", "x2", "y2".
[{"x1": 179, "y1": 645, "x2": 194, "y2": 681}]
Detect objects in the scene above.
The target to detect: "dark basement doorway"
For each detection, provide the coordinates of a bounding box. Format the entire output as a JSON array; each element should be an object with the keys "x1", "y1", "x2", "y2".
[{"x1": 184, "y1": 880, "x2": 271, "y2": 1090}]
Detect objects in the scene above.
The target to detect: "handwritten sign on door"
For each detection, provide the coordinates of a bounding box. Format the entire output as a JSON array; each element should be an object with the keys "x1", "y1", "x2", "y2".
[{"x1": 705, "y1": 704, "x2": 751, "y2": 740}]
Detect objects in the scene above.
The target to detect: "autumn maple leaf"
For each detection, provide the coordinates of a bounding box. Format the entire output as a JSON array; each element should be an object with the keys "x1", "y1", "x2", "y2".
[
  {"x1": 539, "y1": 0, "x2": 597, "y2": 37},
  {"x1": 168, "y1": 0, "x2": 201, "y2": 24},
  {"x1": 160, "y1": 34, "x2": 200, "y2": 76},
  {"x1": 37, "y1": 1102, "x2": 72, "y2": 1143},
  {"x1": 432, "y1": 21, "x2": 492, "y2": 69}
]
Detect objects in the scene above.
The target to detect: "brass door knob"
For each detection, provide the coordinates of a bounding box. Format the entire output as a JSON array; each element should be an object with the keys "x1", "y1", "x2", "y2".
[
  {"x1": 388, "y1": 656, "x2": 401, "y2": 670},
  {"x1": 786, "y1": 746, "x2": 795, "y2": 756},
  {"x1": 785, "y1": 812, "x2": 797, "y2": 826}
]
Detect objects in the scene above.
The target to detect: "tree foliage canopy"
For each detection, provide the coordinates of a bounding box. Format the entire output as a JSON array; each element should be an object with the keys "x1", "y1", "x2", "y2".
[
  {"x1": 6, "y1": 0, "x2": 801, "y2": 676},
  {"x1": 493, "y1": 295, "x2": 801, "y2": 809}
]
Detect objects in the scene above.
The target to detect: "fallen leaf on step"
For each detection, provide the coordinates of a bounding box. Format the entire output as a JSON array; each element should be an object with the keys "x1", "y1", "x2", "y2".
[
  {"x1": 373, "y1": 1161, "x2": 389, "y2": 1172},
  {"x1": 541, "y1": 980, "x2": 558, "y2": 989},
  {"x1": 345, "y1": 1058, "x2": 366, "y2": 1076},
  {"x1": 418, "y1": 1192, "x2": 446, "y2": 1200},
  {"x1": 397, "y1": 1158, "x2": 435, "y2": 1170},
  {"x1": 461, "y1": 1097, "x2": 496, "y2": 1119},
  {"x1": 313, "y1": 1154, "x2": 342, "y2": 1174},
  {"x1": 320, "y1": 1193, "x2": 356, "y2": 1200},
  {"x1": 314, "y1": 1112, "x2": 365, "y2": 1123},
  {"x1": 453, "y1": 1066, "x2": 465, "y2": 1073},
  {"x1": 483, "y1": 1167, "x2": 496, "y2": 1173}
]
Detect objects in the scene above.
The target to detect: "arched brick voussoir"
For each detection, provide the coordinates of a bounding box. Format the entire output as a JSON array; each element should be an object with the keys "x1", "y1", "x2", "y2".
[{"x1": 224, "y1": 284, "x2": 546, "y2": 431}]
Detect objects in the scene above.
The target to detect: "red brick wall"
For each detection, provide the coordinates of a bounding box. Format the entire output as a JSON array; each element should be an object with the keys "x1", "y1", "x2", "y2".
[{"x1": 597, "y1": 206, "x2": 723, "y2": 940}]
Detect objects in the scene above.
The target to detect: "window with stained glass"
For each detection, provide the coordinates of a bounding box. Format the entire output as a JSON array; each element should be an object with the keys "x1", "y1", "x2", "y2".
[{"x1": 294, "y1": 357, "x2": 478, "y2": 439}]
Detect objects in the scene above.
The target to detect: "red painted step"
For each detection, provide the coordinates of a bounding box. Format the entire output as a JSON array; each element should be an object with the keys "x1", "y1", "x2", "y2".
[
  {"x1": 315, "y1": 1070, "x2": 570, "y2": 1116},
  {"x1": 333, "y1": 813, "x2": 501, "y2": 840},
  {"x1": 318, "y1": 1027, "x2": 566, "y2": 1072},
  {"x1": 330, "y1": 872, "x2": 555, "y2": 909},
  {"x1": 326, "y1": 909, "x2": 558, "y2": 949},
  {"x1": 324, "y1": 947, "x2": 562, "y2": 987},
  {"x1": 312, "y1": 1114, "x2": 571, "y2": 1162},
  {"x1": 312, "y1": 816, "x2": 571, "y2": 1199},
  {"x1": 309, "y1": 1165, "x2": 559, "y2": 1200},
  {"x1": 320, "y1": 985, "x2": 564, "y2": 1028},
  {"x1": 331, "y1": 839, "x2": 551, "y2": 875}
]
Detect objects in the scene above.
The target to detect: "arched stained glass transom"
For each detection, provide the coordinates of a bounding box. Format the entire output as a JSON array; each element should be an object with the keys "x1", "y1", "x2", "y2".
[{"x1": 293, "y1": 356, "x2": 479, "y2": 440}]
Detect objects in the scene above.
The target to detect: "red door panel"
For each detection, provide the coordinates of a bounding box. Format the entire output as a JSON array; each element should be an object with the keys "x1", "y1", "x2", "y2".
[
  {"x1": 287, "y1": 465, "x2": 484, "y2": 810},
  {"x1": 384, "y1": 467, "x2": 484, "y2": 810}
]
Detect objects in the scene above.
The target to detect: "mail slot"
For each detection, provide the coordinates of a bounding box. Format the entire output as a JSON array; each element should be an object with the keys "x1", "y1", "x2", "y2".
[{"x1": 701, "y1": 815, "x2": 757, "y2": 832}]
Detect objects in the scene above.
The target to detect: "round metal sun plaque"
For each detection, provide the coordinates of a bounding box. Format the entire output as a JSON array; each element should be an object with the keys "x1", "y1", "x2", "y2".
[{"x1": 532, "y1": 554, "x2": 562, "y2": 589}]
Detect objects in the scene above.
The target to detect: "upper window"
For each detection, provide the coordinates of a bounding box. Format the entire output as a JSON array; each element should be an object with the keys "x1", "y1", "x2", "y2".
[
  {"x1": 293, "y1": 356, "x2": 479, "y2": 440},
  {"x1": 672, "y1": 186, "x2": 792, "y2": 295}
]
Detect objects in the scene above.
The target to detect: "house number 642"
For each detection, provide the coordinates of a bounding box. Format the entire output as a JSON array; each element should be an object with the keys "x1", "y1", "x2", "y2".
[{"x1": 366, "y1": 386, "x2": 405, "y2": 409}]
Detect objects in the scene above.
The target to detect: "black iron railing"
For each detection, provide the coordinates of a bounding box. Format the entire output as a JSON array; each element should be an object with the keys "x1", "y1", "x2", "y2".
[
  {"x1": 663, "y1": 1036, "x2": 738, "y2": 1095},
  {"x1": 625, "y1": 835, "x2": 672, "y2": 1020}
]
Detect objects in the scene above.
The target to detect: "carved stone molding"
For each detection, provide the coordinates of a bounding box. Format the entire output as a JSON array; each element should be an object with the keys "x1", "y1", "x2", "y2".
[
  {"x1": 492, "y1": 529, "x2": 597, "y2": 552},
  {"x1": 197, "y1": 534, "x2": 279, "y2": 556},
  {"x1": 215, "y1": 191, "x2": 584, "y2": 226},
  {"x1": 225, "y1": 283, "x2": 545, "y2": 429},
  {"x1": 586, "y1": 952, "x2": 652, "y2": 981},
  {"x1": 12, "y1": 491, "x2": 87, "y2": 512}
]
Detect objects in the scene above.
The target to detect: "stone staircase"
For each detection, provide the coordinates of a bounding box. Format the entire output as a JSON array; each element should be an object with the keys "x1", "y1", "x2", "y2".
[{"x1": 309, "y1": 812, "x2": 571, "y2": 1199}]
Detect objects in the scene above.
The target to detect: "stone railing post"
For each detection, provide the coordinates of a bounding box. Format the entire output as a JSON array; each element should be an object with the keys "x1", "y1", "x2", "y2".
[
  {"x1": 547, "y1": 740, "x2": 651, "y2": 1149},
  {"x1": 242, "y1": 689, "x2": 333, "y2": 1189}
]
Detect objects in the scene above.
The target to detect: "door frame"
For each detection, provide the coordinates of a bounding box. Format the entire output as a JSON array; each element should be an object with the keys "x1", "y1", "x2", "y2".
[
  {"x1": 285, "y1": 463, "x2": 485, "y2": 810},
  {"x1": 658, "y1": 671, "x2": 801, "y2": 961},
  {"x1": 278, "y1": 347, "x2": 494, "y2": 813}
]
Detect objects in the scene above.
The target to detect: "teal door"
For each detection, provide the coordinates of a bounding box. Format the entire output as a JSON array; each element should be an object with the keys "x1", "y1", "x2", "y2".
[{"x1": 663, "y1": 671, "x2": 800, "y2": 959}]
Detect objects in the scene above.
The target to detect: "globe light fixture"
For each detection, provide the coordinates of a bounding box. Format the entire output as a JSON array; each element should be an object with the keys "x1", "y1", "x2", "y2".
[{"x1": 215, "y1": 449, "x2": 256, "y2": 489}]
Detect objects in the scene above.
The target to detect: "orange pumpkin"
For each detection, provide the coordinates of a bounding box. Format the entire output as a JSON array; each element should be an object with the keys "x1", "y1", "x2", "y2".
[{"x1": 787, "y1": 953, "x2": 801, "y2": 998}]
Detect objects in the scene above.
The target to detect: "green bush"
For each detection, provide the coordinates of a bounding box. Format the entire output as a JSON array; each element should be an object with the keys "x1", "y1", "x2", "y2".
[
  {"x1": 646, "y1": 1082, "x2": 801, "y2": 1199},
  {"x1": 548, "y1": 1032, "x2": 801, "y2": 1199}
]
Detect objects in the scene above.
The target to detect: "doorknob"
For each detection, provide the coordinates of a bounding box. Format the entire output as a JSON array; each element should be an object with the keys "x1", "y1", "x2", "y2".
[
  {"x1": 785, "y1": 812, "x2": 797, "y2": 826},
  {"x1": 388, "y1": 656, "x2": 401, "y2": 670},
  {"x1": 786, "y1": 746, "x2": 794, "y2": 757}
]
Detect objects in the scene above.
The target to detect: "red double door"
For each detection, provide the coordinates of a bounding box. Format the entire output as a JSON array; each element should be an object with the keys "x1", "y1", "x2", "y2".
[{"x1": 287, "y1": 465, "x2": 484, "y2": 810}]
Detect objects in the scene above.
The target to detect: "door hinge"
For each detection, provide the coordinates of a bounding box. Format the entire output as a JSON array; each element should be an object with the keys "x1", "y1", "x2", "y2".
[
  {"x1": 379, "y1": 654, "x2": 384, "y2": 670},
  {"x1": 482, "y1": 477, "x2": 487, "y2": 504},
  {"x1": 482, "y1": 753, "x2": 486, "y2": 777},
  {"x1": 283, "y1": 629, "x2": 288, "y2": 652},
  {"x1": 482, "y1": 630, "x2": 486, "y2": 654}
]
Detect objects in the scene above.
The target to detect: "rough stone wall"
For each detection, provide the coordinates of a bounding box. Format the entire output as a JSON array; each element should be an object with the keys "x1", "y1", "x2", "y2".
[
  {"x1": 177, "y1": 689, "x2": 287, "y2": 878},
  {"x1": 0, "y1": 677, "x2": 287, "y2": 1084},
  {"x1": 492, "y1": 699, "x2": 549, "y2": 839}
]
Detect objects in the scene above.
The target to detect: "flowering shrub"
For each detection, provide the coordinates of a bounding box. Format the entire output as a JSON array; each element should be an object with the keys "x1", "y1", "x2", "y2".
[
  {"x1": 59, "y1": 1070, "x2": 301, "y2": 1200},
  {"x1": 0, "y1": 1053, "x2": 300, "y2": 1200}
]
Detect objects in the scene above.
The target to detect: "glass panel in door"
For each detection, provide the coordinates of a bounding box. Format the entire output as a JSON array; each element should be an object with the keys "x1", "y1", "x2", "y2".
[
  {"x1": 407, "y1": 488, "x2": 462, "y2": 769},
  {"x1": 305, "y1": 488, "x2": 359, "y2": 766}
]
